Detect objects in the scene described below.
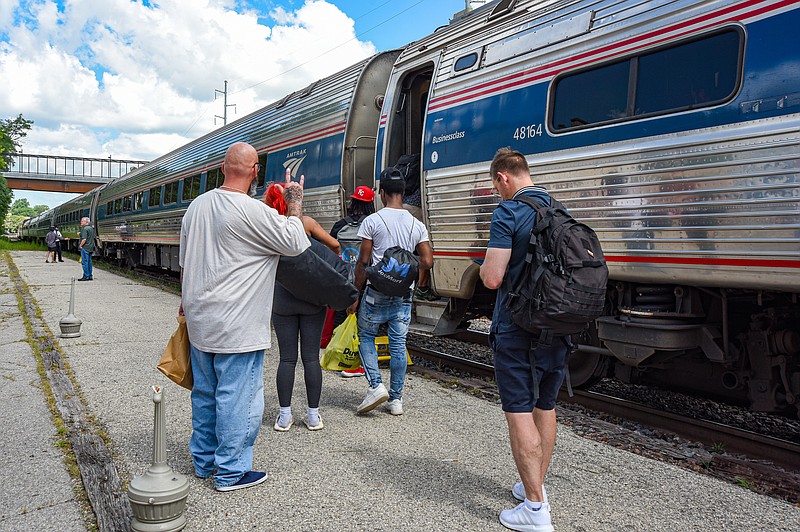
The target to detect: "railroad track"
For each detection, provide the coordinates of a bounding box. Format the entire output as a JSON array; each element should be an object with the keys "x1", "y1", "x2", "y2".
[{"x1": 406, "y1": 343, "x2": 800, "y2": 470}]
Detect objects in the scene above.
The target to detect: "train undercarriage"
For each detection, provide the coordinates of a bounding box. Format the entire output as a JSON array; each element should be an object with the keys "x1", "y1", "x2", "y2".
[{"x1": 446, "y1": 282, "x2": 800, "y2": 418}]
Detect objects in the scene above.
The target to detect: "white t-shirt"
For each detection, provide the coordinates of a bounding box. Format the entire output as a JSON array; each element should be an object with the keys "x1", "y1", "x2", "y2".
[
  {"x1": 357, "y1": 207, "x2": 429, "y2": 266},
  {"x1": 179, "y1": 189, "x2": 309, "y2": 353}
]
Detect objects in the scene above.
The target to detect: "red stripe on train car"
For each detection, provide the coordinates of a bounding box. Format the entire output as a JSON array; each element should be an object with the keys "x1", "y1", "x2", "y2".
[
  {"x1": 266, "y1": 121, "x2": 347, "y2": 152},
  {"x1": 428, "y1": 0, "x2": 799, "y2": 112},
  {"x1": 431, "y1": 251, "x2": 800, "y2": 269}
]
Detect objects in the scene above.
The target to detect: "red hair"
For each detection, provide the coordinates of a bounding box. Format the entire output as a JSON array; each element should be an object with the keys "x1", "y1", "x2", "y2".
[{"x1": 265, "y1": 183, "x2": 287, "y2": 215}]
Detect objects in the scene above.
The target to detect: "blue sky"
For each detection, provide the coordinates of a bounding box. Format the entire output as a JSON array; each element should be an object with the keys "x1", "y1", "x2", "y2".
[{"x1": 1, "y1": 0, "x2": 470, "y2": 208}]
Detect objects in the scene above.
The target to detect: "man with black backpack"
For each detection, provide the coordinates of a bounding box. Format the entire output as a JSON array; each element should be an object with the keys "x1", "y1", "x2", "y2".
[
  {"x1": 347, "y1": 167, "x2": 433, "y2": 416},
  {"x1": 479, "y1": 148, "x2": 570, "y2": 532}
]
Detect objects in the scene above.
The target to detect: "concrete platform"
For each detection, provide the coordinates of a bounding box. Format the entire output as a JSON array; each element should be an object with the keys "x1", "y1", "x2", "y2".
[{"x1": 4, "y1": 250, "x2": 799, "y2": 531}]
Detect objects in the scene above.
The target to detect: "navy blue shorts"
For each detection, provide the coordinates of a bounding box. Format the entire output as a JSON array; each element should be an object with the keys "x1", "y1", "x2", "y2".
[{"x1": 489, "y1": 332, "x2": 568, "y2": 412}]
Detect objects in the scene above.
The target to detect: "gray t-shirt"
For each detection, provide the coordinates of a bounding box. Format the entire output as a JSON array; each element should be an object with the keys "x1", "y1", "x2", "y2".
[{"x1": 179, "y1": 189, "x2": 309, "y2": 353}]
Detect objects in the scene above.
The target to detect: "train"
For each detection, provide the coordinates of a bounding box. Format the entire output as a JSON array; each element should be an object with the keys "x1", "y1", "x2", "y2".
[{"x1": 21, "y1": 0, "x2": 800, "y2": 417}]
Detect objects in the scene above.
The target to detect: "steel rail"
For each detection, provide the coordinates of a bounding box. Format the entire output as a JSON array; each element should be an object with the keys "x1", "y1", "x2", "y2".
[{"x1": 407, "y1": 344, "x2": 800, "y2": 468}]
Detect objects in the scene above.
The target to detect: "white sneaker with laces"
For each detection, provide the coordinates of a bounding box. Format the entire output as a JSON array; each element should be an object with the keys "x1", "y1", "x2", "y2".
[
  {"x1": 512, "y1": 482, "x2": 547, "y2": 503},
  {"x1": 499, "y1": 501, "x2": 553, "y2": 532},
  {"x1": 386, "y1": 398, "x2": 403, "y2": 415},
  {"x1": 357, "y1": 383, "x2": 389, "y2": 413}
]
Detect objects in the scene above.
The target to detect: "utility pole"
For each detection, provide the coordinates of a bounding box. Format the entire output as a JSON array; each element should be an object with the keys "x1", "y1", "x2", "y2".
[{"x1": 215, "y1": 80, "x2": 237, "y2": 126}]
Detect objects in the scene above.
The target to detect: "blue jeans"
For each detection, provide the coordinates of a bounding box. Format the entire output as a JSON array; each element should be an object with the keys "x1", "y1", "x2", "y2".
[
  {"x1": 357, "y1": 286, "x2": 412, "y2": 401},
  {"x1": 189, "y1": 345, "x2": 265, "y2": 488},
  {"x1": 80, "y1": 248, "x2": 93, "y2": 278}
]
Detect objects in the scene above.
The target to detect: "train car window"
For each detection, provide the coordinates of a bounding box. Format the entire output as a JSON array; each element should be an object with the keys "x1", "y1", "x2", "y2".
[
  {"x1": 206, "y1": 168, "x2": 223, "y2": 190},
  {"x1": 123, "y1": 195, "x2": 132, "y2": 213},
  {"x1": 182, "y1": 174, "x2": 202, "y2": 202},
  {"x1": 107, "y1": 201, "x2": 114, "y2": 216},
  {"x1": 148, "y1": 185, "x2": 162, "y2": 207},
  {"x1": 635, "y1": 31, "x2": 740, "y2": 114},
  {"x1": 256, "y1": 153, "x2": 267, "y2": 189},
  {"x1": 551, "y1": 28, "x2": 742, "y2": 132},
  {"x1": 114, "y1": 198, "x2": 123, "y2": 214},
  {"x1": 133, "y1": 191, "x2": 143, "y2": 211},
  {"x1": 164, "y1": 181, "x2": 179, "y2": 205},
  {"x1": 454, "y1": 52, "x2": 479, "y2": 73}
]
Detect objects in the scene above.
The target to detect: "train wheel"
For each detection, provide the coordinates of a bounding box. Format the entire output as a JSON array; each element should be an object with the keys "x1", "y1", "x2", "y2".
[{"x1": 567, "y1": 347, "x2": 608, "y2": 388}]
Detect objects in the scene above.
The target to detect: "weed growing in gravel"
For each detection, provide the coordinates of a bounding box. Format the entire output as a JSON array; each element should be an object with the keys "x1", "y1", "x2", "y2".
[
  {"x1": 710, "y1": 441, "x2": 725, "y2": 453},
  {"x1": 736, "y1": 477, "x2": 752, "y2": 490}
]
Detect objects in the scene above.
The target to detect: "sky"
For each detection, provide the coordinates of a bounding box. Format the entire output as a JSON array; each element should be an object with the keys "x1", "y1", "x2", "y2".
[{"x1": 1, "y1": 0, "x2": 472, "y2": 208}]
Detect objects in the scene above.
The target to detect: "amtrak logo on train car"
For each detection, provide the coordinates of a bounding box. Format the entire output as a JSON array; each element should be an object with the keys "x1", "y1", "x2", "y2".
[{"x1": 283, "y1": 153, "x2": 307, "y2": 179}]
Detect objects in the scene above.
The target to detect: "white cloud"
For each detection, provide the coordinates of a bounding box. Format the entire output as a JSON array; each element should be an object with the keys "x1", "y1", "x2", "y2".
[{"x1": 0, "y1": 0, "x2": 376, "y2": 161}]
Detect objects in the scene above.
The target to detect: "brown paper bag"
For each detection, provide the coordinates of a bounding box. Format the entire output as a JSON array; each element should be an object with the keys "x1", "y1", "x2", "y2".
[{"x1": 157, "y1": 315, "x2": 193, "y2": 390}]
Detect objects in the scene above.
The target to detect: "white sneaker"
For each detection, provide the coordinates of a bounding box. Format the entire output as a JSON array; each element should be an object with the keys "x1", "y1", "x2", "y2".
[
  {"x1": 273, "y1": 415, "x2": 293, "y2": 432},
  {"x1": 357, "y1": 383, "x2": 389, "y2": 414},
  {"x1": 512, "y1": 482, "x2": 547, "y2": 503},
  {"x1": 499, "y1": 501, "x2": 553, "y2": 532},
  {"x1": 386, "y1": 399, "x2": 403, "y2": 416}
]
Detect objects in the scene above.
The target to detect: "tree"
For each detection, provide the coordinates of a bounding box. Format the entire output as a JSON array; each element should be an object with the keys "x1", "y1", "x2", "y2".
[
  {"x1": 33, "y1": 204, "x2": 49, "y2": 215},
  {"x1": 0, "y1": 114, "x2": 34, "y2": 233},
  {"x1": 11, "y1": 198, "x2": 35, "y2": 217}
]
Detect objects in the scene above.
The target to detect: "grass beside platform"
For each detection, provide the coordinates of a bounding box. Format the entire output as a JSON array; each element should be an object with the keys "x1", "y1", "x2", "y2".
[{"x1": 0, "y1": 237, "x2": 46, "y2": 251}]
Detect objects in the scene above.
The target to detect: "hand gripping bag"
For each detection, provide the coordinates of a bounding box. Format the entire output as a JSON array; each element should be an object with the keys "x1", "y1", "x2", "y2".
[
  {"x1": 157, "y1": 315, "x2": 193, "y2": 390},
  {"x1": 320, "y1": 314, "x2": 361, "y2": 371}
]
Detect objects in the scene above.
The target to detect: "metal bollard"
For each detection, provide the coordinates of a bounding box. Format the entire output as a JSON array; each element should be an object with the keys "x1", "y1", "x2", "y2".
[
  {"x1": 59, "y1": 277, "x2": 82, "y2": 338},
  {"x1": 128, "y1": 385, "x2": 190, "y2": 532}
]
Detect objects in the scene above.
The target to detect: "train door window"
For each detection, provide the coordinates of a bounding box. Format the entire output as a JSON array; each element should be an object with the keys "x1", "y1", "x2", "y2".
[
  {"x1": 148, "y1": 185, "x2": 162, "y2": 207},
  {"x1": 387, "y1": 64, "x2": 434, "y2": 170},
  {"x1": 182, "y1": 174, "x2": 202, "y2": 201},
  {"x1": 164, "y1": 181, "x2": 178, "y2": 204},
  {"x1": 550, "y1": 28, "x2": 742, "y2": 132}
]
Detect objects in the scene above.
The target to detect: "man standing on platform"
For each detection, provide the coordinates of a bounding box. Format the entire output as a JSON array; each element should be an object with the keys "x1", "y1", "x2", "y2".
[
  {"x1": 179, "y1": 142, "x2": 309, "y2": 492},
  {"x1": 78, "y1": 217, "x2": 95, "y2": 281},
  {"x1": 480, "y1": 147, "x2": 568, "y2": 532},
  {"x1": 347, "y1": 167, "x2": 433, "y2": 416}
]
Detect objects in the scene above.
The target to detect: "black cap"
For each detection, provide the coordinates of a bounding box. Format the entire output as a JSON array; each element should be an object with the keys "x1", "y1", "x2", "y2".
[{"x1": 379, "y1": 167, "x2": 404, "y2": 181}]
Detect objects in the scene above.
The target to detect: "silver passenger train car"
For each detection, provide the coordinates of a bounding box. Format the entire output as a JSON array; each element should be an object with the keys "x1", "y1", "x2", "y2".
[
  {"x1": 386, "y1": 0, "x2": 799, "y2": 415},
  {"x1": 27, "y1": 0, "x2": 800, "y2": 415}
]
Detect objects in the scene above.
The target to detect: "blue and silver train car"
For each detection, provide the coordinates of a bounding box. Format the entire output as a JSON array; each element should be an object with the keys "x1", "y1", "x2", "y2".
[
  {"x1": 376, "y1": 0, "x2": 800, "y2": 413},
  {"x1": 92, "y1": 51, "x2": 399, "y2": 270}
]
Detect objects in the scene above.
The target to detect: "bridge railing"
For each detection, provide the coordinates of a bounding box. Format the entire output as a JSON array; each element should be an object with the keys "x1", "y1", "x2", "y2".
[{"x1": 2, "y1": 153, "x2": 149, "y2": 181}]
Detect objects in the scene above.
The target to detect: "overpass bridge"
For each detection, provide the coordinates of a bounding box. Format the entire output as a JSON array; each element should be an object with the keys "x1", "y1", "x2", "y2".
[{"x1": 3, "y1": 153, "x2": 149, "y2": 193}]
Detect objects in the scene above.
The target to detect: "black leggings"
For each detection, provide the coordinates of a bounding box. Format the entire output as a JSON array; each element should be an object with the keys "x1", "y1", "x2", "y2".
[{"x1": 273, "y1": 308, "x2": 326, "y2": 408}]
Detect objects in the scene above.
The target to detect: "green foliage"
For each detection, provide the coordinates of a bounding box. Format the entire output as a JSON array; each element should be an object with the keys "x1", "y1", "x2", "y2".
[
  {"x1": 33, "y1": 204, "x2": 49, "y2": 214},
  {"x1": 0, "y1": 237, "x2": 46, "y2": 251},
  {"x1": 11, "y1": 198, "x2": 35, "y2": 216},
  {"x1": 5, "y1": 213, "x2": 28, "y2": 233},
  {"x1": 0, "y1": 114, "x2": 34, "y2": 233}
]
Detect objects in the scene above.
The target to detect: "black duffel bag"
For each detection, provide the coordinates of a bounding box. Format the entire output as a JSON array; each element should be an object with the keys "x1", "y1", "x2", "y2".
[{"x1": 276, "y1": 238, "x2": 358, "y2": 311}]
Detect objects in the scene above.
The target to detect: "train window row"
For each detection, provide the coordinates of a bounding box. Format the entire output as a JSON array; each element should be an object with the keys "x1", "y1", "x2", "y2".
[
  {"x1": 54, "y1": 209, "x2": 85, "y2": 226},
  {"x1": 104, "y1": 153, "x2": 267, "y2": 217},
  {"x1": 551, "y1": 28, "x2": 742, "y2": 131}
]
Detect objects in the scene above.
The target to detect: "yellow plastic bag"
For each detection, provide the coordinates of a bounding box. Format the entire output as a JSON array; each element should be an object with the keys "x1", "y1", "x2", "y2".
[
  {"x1": 157, "y1": 316, "x2": 193, "y2": 390},
  {"x1": 320, "y1": 314, "x2": 361, "y2": 371}
]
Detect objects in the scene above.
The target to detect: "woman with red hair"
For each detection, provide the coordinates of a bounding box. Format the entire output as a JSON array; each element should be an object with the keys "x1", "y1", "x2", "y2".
[{"x1": 264, "y1": 182, "x2": 345, "y2": 432}]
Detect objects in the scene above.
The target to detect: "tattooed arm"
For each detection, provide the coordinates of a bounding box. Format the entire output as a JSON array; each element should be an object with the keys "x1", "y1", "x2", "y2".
[{"x1": 282, "y1": 167, "x2": 304, "y2": 218}]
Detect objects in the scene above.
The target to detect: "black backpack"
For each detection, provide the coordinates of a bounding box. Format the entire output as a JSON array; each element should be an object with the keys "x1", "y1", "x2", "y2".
[
  {"x1": 507, "y1": 195, "x2": 608, "y2": 346},
  {"x1": 394, "y1": 154, "x2": 421, "y2": 197},
  {"x1": 365, "y1": 213, "x2": 419, "y2": 296}
]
